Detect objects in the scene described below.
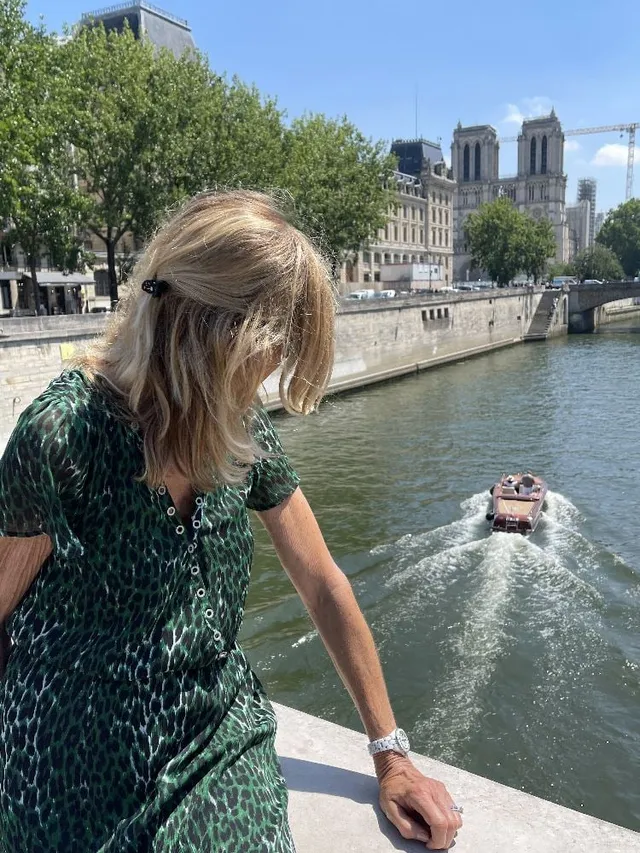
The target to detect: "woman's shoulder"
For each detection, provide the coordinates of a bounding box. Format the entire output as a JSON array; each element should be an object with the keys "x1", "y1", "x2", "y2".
[{"x1": 4, "y1": 370, "x2": 104, "y2": 467}]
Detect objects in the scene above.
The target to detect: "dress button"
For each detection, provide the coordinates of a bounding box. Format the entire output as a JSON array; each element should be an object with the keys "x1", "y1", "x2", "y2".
[
  {"x1": 190, "y1": 566, "x2": 199, "y2": 575},
  {"x1": 176, "y1": 525, "x2": 185, "y2": 535},
  {"x1": 196, "y1": 588, "x2": 206, "y2": 598},
  {"x1": 167, "y1": 506, "x2": 176, "y2": 517},
  {"x1": 158, "y1": 485, "x2": 167, "y2": 495},
  {"x1": 216, "y1": 651, "x2": 228, "y2": 661},
  {"x1": 195, "y1": 497, "x2": 204, "y2": 506},
  {"x1": 205, "y1": 609, "x2": 214, "y2": 619},
  {"x1": 187, "y1": 544, "x2": 196, "y2": 554},
  {"x1": 193, "y1": 520, "x2": 201, "y2": 529},
  {"x1": 213, "y1": 629, "x2": 222, "y2": 641}
]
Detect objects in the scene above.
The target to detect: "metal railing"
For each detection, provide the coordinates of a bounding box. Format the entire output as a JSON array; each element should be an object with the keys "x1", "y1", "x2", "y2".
[{"x1": 81, "y1": 1, "x2": 189, "y2": 28}]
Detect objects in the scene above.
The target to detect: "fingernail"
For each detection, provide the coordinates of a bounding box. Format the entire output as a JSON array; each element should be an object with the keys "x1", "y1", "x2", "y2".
[{"x1": 416, "y1": 831, "x2": 430, "y2": 842}]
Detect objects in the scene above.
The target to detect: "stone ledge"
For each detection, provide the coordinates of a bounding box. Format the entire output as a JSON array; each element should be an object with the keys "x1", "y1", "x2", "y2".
[{"x1": 274, "y1": 703, "x2": 640, "y2": 853}]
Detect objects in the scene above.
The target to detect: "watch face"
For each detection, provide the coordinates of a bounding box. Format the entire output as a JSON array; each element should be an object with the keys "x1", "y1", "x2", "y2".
[{"x1": 396, "y1": 729, "x2": 410, "y2": 753}]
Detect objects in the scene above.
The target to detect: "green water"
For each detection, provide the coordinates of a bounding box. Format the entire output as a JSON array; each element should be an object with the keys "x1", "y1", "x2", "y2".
[{"x1": 242, "y1": 322, "x2": 640, "y2": 833}]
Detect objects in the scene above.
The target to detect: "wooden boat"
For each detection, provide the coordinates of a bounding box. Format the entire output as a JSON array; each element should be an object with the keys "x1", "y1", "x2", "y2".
[{"x1": 486, "y1": 473, "x2": 548, "y2": 534}]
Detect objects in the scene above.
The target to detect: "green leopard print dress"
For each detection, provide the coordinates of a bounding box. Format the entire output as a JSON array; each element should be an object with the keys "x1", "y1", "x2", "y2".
[{"x1": 0, "y1": 369, "x2": 300, "y2": 853}]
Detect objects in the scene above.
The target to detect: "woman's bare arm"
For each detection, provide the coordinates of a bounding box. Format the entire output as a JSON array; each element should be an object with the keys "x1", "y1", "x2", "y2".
[{"x1": 0, "y1": 535, "x2": 52, "y2": 675}]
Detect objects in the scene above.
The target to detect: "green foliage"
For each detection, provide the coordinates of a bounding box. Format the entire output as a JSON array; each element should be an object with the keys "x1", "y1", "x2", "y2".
[
  {"x1": 2, "y1": 4, "x2": 399, "y2": 305},
  {"x1": 547, "y1": 261, "x2": 575, "y2": 280},
  {"x1": 596, "y1": 199, "x2": 640, "y2": 278},
  {"x1": 521, "y1": 217, "x2": 556, "y2": 284},
  {"x1": 572, "y1": 244, "x2": 624, "y2": 282},
  {"x1": 465, "y1": 198, "x2": 556, "y2": 286},
  {"x1": 0, "y1": 5, "x2": 89, "y2": 310},
  {"x1": 282, "y1": 115, "x2": 397, "y2": 262}
]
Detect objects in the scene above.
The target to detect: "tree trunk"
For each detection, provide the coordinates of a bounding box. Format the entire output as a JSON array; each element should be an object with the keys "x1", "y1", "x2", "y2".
[
  {"x1": 106, "y1": 239, "x2": 118, "y2": 310},
  {"x1": 29, "y1": 255, "x2": 42, "y2": 315}
]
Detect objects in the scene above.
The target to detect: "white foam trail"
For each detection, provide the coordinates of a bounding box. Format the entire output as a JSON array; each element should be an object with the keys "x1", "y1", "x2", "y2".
[
  {"x1": 416, "y1": 534, "x2": 524, "y2": 757},
  {"x1": 291, "y1": 631, "x2": 317, "y2": 649}
]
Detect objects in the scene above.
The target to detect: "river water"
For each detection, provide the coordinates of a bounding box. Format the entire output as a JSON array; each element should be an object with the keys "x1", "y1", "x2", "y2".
[{"x1": 242, "y1": 320, "x2": 640, "y2": 833}]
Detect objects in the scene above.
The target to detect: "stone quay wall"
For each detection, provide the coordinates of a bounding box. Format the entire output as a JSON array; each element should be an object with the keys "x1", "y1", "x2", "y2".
[{"x1": 0, "y1": 289, "x2": 548, "y2": 443}]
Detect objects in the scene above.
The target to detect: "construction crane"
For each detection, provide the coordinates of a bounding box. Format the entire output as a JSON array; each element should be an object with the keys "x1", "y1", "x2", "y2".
[{"x1": 500, "y1": 123, "x2": 639, "y2": 200}]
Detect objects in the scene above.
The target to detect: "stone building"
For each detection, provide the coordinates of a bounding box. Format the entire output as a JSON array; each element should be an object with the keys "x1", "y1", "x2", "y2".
[
  {"x1": 451, "y1": 111, "x2": 568, "y2": 281},
  {"x1": 577, "y1": 178, "x2": 597, "y2": 247},
  {"x1": 342, "y1": 139, "x2": 455, "y2": 292},
  {"x1": 566, "y1": 199, "x2": 591, "y2": 260},
  {"x1": 80, "y1": 1, "x2": 196, "y2": 57}
]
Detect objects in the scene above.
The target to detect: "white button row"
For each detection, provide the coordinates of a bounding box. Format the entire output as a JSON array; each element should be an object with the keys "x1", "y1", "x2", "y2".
[
  {"x1": 196, "y1": 588, "x2": 206, "y2": 598},
  {"x1": 167, "y1": 506, "x2": 176, "y2": 517},
  {"x1": 158, "y1": 485, "x2": 167, "y2": 495},
  {"x1": 176, "y1": 525, "x2": 185, "y2": 535},
  {"x1": 190, "y1": 566, "x2": 199, "y2": 576}
]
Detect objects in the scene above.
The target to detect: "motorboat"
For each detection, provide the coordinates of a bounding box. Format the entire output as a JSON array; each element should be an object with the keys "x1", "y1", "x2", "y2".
[{"x1": 486, "y1": 473, "x2": 548, "y2": 534}]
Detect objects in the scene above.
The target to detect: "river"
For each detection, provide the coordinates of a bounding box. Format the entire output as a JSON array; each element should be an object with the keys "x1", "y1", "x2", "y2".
[{"x1": 242, "y1": 320, "x2": 640, "y2": 833}]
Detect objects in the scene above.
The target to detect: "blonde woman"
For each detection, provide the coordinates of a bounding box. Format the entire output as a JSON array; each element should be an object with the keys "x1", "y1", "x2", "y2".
[{"x1": 0, "y1": 191, "x2": 462, "y2": 851}]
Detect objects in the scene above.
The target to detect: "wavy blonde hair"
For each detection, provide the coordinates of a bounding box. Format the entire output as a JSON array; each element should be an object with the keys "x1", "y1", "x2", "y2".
[{"x1": 82, "y1": 190, "x2": 336, "y2": 491}]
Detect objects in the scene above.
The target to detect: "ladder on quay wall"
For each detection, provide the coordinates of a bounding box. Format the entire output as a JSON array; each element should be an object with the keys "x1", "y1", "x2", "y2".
[{"x1": 524, "y1": 290, "x2": 561, "y2": 341}]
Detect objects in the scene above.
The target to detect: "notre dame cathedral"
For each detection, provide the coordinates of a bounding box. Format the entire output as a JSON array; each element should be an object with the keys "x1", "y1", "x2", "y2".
[{"x1": 451, "y1": 110, "x2": 568, "y2": 281}]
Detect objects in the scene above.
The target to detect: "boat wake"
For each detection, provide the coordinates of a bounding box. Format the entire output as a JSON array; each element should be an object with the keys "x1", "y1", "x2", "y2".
[{"x1": 370, "y1": 490, "x2": 622, "y2": 761}]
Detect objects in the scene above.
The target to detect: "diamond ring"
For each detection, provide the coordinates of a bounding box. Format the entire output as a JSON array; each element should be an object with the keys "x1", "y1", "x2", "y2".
[{"x1": 450, "y1": 805, "x2": 464, "y2": 814}]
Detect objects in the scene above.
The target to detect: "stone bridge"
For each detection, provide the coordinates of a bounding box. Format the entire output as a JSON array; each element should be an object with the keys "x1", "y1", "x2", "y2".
[{"x1": 568, "y1": 280, "x2": 640, "y2": 332}]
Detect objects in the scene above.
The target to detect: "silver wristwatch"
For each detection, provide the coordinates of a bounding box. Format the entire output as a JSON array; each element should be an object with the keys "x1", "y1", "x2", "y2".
[{"x1": 367, "y1": 727, "x2": 411, "y2": 757}]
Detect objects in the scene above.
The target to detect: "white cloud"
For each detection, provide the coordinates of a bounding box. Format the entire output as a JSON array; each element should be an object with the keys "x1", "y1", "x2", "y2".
[
  {"x1": 564, "y1": 139, "x2": 581, "y2": 152},
  {"x1": 591, "y1": 143, "x2": 640, "y2": 167},
  {"x1": 501, "y1": 96, "x2": 553, "y2": 126}
]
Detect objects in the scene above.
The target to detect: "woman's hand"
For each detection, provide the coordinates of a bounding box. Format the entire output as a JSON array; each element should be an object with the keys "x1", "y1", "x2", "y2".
[{"x1": 376, "y1": 754, "x2": 462, "y2": 850}]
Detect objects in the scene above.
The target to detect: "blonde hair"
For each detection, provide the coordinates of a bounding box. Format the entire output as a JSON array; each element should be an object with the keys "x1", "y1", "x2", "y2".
[{"x1": 82, "y1": 190, "x2": 336, "y2": 491}]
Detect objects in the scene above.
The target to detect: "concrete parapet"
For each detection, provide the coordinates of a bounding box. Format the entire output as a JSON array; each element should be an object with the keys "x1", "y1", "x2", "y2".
[{"x1": 275, "y1": 703, "x2": 640, "y2": 853}]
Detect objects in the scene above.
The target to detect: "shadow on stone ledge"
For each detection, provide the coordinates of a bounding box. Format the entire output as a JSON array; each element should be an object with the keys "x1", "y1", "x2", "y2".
[{"x1": 279, "y1": 755, "x2": 452, "y2": 852}]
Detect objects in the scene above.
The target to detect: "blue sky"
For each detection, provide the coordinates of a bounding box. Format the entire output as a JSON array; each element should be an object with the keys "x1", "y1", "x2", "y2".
[{"x1": 28, "y1": 0, "x2": 640, "y2": 213}]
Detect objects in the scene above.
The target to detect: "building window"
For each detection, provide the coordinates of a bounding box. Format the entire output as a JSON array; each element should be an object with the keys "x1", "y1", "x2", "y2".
[
  {"x1": 363, "y1": 251, "x2": 371, "y2": 265},
  {"x1": 445, "y1": 231, "x2": 449, "y2": 246},
  {"x1": 462, "y1": 192, "x2": 468, "y2": 207},
  {"x1": 439, "y1": 230, "x2": 443, "y2": 245},
  {"x1": 432, "y1": 208, "x2": 436, "y2": 222},
  {"x1": 463, "y1": 144, "x2": 470, "y2": 182},
  {"x1": 432, "y1": 192, "x2": 436, "y2": 203},
  {"x1": 364, "y1": 273, "x2": 371, "y2": 282},
  {"x1": 394, "y1": 225, "x2": 398, "y2": 241},
  {"x1": 422, "y1": 309, "x2": 428, "y2": 323},
  {"x1": 384, "y1": 253, "x2": 391, "y2": 263},
  {"x1": 384, "y1": 225, "x2": 389, "y2": 240},
  {"x1": 432, "y1": 229, "x2": 436, "y2": 243},
  {"x1": 528, "y1": 185, "x2": 534, "y2": 201},
  {"x1": 541, "y1": 135, "x2": 548, "y2": 174},
  {"x1": 437, "y1": 308, "x2": 442, "y2": 319},
  {"x1": 419, "y1": 255, "x2": 424, "y2": 262},
  {"x1": 374, "y1": 271, "x2": 380, "y2": 282},
  {"x1": 419, "y1": 229, "x2": 423, "y2": 243},
  {"x1": 445, "y1": 256, "x2": 449, "y2": 269},
  {"x1": 403, "y1": 226, "x2": 407, "y2": 241},
  {"x1": 374, "y1": 252, "x2": 381, "y2": 264},
  {"x1": 445, "y1": 210, "x2": 449, "y2": 226},
  {"x1": 412, "y1": 227, "x2": 416, "y2": 243},
  {"x1": 402, "y1": 254, "x2": 409, "y2": 262},
  {"x1": 444, "y1": 307, "x2": 449, "y2": 318},
  {"x1": 412, "y1": 207, "x2": 416, "y2": 220},
  {"x1": 474, "y1": 142, "x2": 481, "y2": 181},
  {"x1": 429, "y1": 309, "x2": 435, "y2": 320},
  {"x1": 419, "y1": 208, "x2": 424, "y2": 221},
  {"x1": 403, "y1": 205, "x2": 408, "y2": 218},
  {"x1": 530, "y1": 137, "x2": 537, "y2": 175},
  {"x1": 95, "y1": 272, "x2": 110, "y2": 296},
  {"x1": 438, "y1": 209, "x2": 443, "y2": 224}
]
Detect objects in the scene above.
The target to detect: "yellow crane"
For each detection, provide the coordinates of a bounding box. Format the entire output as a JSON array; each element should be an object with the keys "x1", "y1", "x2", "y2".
[{"x1": 500, "y1": 123, "x2": 639, "y2": 200}]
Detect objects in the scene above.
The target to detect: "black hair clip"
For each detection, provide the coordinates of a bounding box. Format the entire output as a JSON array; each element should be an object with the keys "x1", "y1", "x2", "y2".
[{"x1": 141, "y1": 278, "x2": 169, "y2": 298}]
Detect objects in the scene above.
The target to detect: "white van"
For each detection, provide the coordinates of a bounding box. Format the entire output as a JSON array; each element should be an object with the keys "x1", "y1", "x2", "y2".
[
  {"x1": 378, "y1": 289, "x2": 396, "y2": 299},
  {"x1": 345, "y1": 289, "x2": 375, "y2": 300}
]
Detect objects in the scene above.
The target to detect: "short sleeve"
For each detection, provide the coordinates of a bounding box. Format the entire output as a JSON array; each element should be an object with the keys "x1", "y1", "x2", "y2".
[
  {"x1": 0, "y1": 392, "x2": 88, "y2": 558},
  {"x1": 246, "y1": 408, "x2": 300, "y2": 512}
]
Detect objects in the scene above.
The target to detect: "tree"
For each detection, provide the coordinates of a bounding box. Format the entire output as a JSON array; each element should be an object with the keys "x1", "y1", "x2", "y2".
[
  {"x1": 596, "y1": 199, "x2": 640, "y2": 278},
  {"x1": 547, "y1": 260, "x2": 574, "y2": 281},
  {"x1": 521, "y1": 217, "x2": 556, "y2": 284},
  {"x1": 464, "y1": 197, "x2": 526, "y2": 286},
  {"x1": 281, "y1": 115, "x2": 397, "y2": 266},
  {"x1": 572, "y1": 244, "x2": 624, "y2": 282},
  {"x1": 0, "y1": 5, "x2": 88, "y2": 311}
]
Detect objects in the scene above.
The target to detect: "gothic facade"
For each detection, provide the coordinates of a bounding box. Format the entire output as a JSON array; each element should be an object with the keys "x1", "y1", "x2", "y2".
[{"x1": 451, "y1": 111, "x2": 568, "y2": 281}]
